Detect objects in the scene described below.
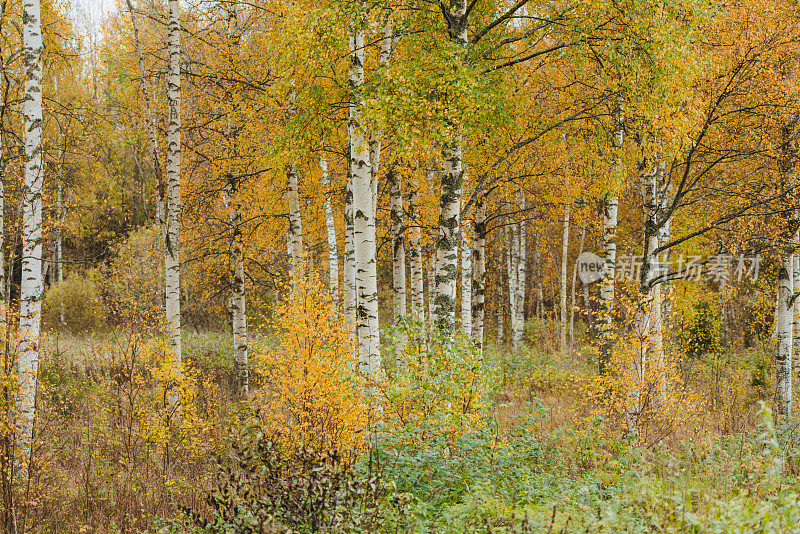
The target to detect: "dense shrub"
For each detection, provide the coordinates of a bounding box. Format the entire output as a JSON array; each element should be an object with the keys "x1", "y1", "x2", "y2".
[{"x1": 42, "y1": 272, "x2": 107, "y2": 332}]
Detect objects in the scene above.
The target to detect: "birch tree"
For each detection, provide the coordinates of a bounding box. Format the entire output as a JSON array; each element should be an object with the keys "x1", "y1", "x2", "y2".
[
  {"x1": 599, "y1": 100, "x2": 623, "y2": 374},
  {"x1": 321, "y1": 151, "x2": 339, "y2": 301},
  {"x1": 225, "y1": 0, "x2": 247, "y2": 396},
  {"x1": 349, "y1": 17, "x2": 379, "y2": 376},
  {"x1": 17, "y1": 0, "x2": 44, "y2": 473},
  {"x1": 409, "y1": 178, "x2": 424, "y2": 322},
  {"x1": 164, "y1": 0, "x2": 182, "y2": 407},
  {"x1": 286, "y1": 81, "x2": 304, "y2": 285},
  {"x1": 559, "y1": 169, "x2": 570, "y2": 352},
  {"x1": 460, "y1": 200, "x2": 471, "y2": 337},
  {"x1": 389, "y1": 167, "x2": 406, "y2": 327},
  {"x1": 433, "y1": 0, "x2": 468, "y2": 335},
  {"x1": 471, "y1": 193, "x2": 485, "y2": 347}
]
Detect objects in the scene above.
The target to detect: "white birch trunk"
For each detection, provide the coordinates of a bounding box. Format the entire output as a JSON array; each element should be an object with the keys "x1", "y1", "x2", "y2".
[
  {"x1": 497, "y1": 264, "x2": 505, "y2": 347},
  {"x1": 344, "y1": 158, "x2": 357, "y2": 340},
  {"x1": 57, "y1": 165, "x2": 65, "y2": 324},
  {"x1": 428, "y1": 260, "x2": 435, "y2": 326},
  {"x1": 460, "y1": 201, "x2": 472, "y2": 338},
  {"x1": 776, "y1": 252, "x2": 794, "y2": 421},
  {"x1": 409, "y1": 180, "x2": 424, "y2": 322},
  {"x1": 164, "y1": 0, "x2": 182, "y2": 410},
  {"x1": 286, "y1": 164, "x2": 304, "y2": 284},
  {"x1": 433, "y1": 0, "x2": 467, "y2": 335},
  {"x1": 794, "y1": 251, "x2": 800, "y2": 383},
  {"x1": 17, "y1": 0, "x2": 44, "y2": 474},
  {"x1": 639, "y1": 163, "x2": 665, "y2": 419},
  {"x1": 286, "y1": 79, "x2": 304, "y2": 286},
  {"x1": 509, "y1": 195, "x2": 526, "y2": 353},
  {"x1": 560, "y1": 188, "x2": 570, "y2": 352},
  {"x1": 570, "y1": 226, "x2": 586, "y2": 353},
  {"x1": 506, "y1": 223, "x2": 517, "y2": 346},
  {"x1": 321, "y1": 151, "x2": 339, "y2": 302},
  {"x1": 350, "y1": 21, "x2": 379, "y2": 376},
  {"x1": 599, "y1": 99, "x2": 623, "y2": 374},
  {"x1": 435, "y1": 142, "x2": 464, "y2": 334},
  {"x1": 471, "y1": 194, "x2": 485, "y2": 348},
  {"x1": 227, "y1": 184, "x2": 248, "y2": 395},
  {"x1": 390, "y1": 167, "x2": 406, "y2": 324}
]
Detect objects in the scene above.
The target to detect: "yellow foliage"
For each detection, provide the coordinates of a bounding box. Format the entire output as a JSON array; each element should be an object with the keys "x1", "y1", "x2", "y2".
[{"x1": 252, "y1": 278, "x2": 366, "y2": 457}]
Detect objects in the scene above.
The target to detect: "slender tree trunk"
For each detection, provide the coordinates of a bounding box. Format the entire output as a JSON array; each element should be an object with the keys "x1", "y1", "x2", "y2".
[
  {"x1": 286, "y1": 80, "x2": 304, "y2": 286},
  {"x1": 497, "y1": 263, "x2": 505, "y2": 347},
  {"x1": 344, "y1": 157, "x2": 357, "y2": 341},
  {"x1": 777, "y1": 252, "x2": 794, "y2": 421},
  {"x1": 560, "y1": 182, "x2": 570, "y2": 352},
  {"x1": 350, "y1": 20, "x2": 379, "y2": 376},
  {"x1": 570, "y1": 225, "x2": 586, "y2": 353},
  {"x1": 794, "y1": 251, "x2": 800, "y2": 383},
  {"x1": 57, "y1": 174, "x2": 64, "y2": 324},
  {"x1": 17, "y1": 0, "x2": 44, "y2": 474},
  {"x1": 321, "y1": 151, "x2": 340, "y2": 302},
  {"x1": 506, "y1": 223, "x2": 517, "y2": 347},
  {"x1": 777, "y1": 125, "x2": 796, "y2": 422},
  {"x1": 471, "y1": 194, "x2": 485, "y2": 348},
  {"x1": 226, "y1": 181, "x2": 247, "y2": 395},
  {"x1": 367, "y1": 15, "x2": 392, "y2": 223},
  {"x1": 639, "y1": 162, "x2": 665, "y2": 419},
  {"x1": 224, "y1": 2, "x2": 247, "y2": 396},
  {"x1": 599, "y1": 99, "x2": 623, "y2": 374},
  {"x1": 390, "y1": 167, "x2": 406, "y2": 323},
  {"x1": 286, "y1": 163, "x2": 304, "y2": 284},
  {"x1": 460, "y1": 200, "x2": 472, "y2": 338},
  {"x1": 659, "y1": 180, "x2": 673, "y2": 348},
  {"x1": 508, "y1": 194, "x2": 526, "y2": 353},
  {"x1": 164, "y1": 0, "x2": 182, "y2": 411},
  {"x1": 428, "y1": 258, "x2": 435, "y2": 326},
  {"x1": 409, "y1": 179, "x2": 424, "y2": 322}
]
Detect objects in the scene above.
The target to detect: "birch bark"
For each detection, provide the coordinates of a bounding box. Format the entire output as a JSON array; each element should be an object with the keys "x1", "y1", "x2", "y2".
[
  {"x1": 560, "y1": 181, "x2": 570, "y2": 352},
  {"x1": 344, "y1": 158, "x2": 357, "y2": 339},
  {"x1": 164, "y1": 0, "x2": 182, "y2": 410},
  {"x1": 321, "y1": 151, "x2": 339, "y2": 302},
  {"x1": 599, "y1": 99, "x2": 623, "y2": 374},
  {"x1": 409, "y1": 179, "x2": 424, "y2": 322},
  {"x1": 17, "y1": 0, "x2": 44, "y2": 472},
  {"x1": 350, "y1": 20, "x2": 379, "y2": 375},
  {"x1": 471, "y1": 194, "x2": 485, "y2": 347},
  {"x1": 389, "y1": 167, "x2": 406, "y2": 324},
  {"x1": 460, "y1": 201, "x2": 472, "y2": 338},
  {"x1": 776, "y1": 252, "x2": 794, "y2": 421},
  {"x1": 433, "y1": 0, "x2": 468, "y2": 336}
]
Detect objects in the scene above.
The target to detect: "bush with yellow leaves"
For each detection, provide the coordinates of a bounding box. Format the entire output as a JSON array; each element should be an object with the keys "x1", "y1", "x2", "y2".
[{"x1": 252, "y1": 278, "x2": 367, "y2": 457}]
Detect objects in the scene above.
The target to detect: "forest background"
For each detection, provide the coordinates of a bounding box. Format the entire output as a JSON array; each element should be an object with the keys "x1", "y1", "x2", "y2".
[{"x1": 2, "y1": 0, "x2": 800, "y2": 532}]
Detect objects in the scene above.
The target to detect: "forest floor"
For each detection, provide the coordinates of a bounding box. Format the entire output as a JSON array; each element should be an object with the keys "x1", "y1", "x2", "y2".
[{"x1": 15, "y1": 325, "x2": 800, "y2": 533}]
